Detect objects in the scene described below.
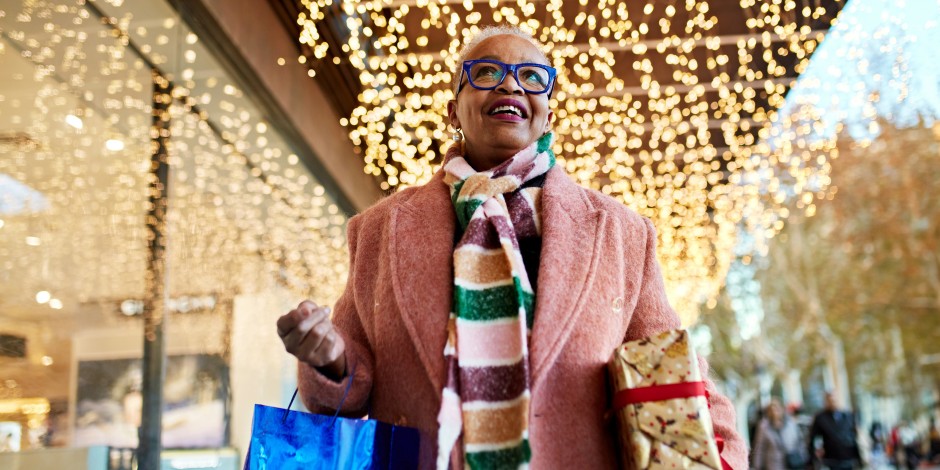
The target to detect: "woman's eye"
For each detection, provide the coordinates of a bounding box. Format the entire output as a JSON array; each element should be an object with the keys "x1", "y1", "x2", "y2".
[
  {"x1": 474, "y1": 66, "x2": 503, "y2": 80},
  {"x1": 522, "y1": 70, "x2": 546, "y2": 85}
]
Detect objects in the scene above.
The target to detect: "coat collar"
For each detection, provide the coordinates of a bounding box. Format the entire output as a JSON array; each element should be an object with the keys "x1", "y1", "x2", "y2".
[{"x1": 390, "y1": 166, "x2": 606, "y2": 392}]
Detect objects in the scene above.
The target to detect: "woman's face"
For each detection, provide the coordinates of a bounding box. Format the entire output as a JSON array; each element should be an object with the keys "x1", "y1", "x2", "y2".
[
  {"x1": 768, "y1": 401, "x2": 783, "y2": 420},
  {"x1": 448, "y1": 34, "x2": 554, "y2": 170}
]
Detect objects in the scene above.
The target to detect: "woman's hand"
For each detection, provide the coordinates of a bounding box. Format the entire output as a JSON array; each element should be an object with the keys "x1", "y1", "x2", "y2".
[{"x1": 277, "y1": 300, "x2": 347, "y2": 380}]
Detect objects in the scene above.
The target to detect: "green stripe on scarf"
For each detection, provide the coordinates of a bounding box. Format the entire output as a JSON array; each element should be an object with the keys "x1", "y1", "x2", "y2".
[
  {"x1": 451, "y1": 179, "x2": 480, "y2": 230},
  {"x1": 514, "y1": 277, "x2": 535, "y2": 329},
  {"x1": 465, "y1": 440, "x2": 532, "y2": 470},
  {"x1": 455, "y1": 198, "x2": 483, "y2": 231},
  {"x1": 454, "y1": 281, "x2": 534, "y2": 323},
  {"x1": 536, "y1": 132, "x2": 553, "y2": 154}
]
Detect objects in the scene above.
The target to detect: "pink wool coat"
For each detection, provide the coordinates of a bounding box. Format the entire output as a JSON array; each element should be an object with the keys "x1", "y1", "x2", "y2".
[{"x1": 298, "y1": 166, "x2": 748, "y2": 469}]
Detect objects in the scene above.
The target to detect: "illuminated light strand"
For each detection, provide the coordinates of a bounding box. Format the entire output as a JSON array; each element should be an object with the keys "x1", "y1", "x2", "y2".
[
  {"x1": 296, "y1": 0, "x2": 848, "y2": 323},
  {"x1": 0, "y1": 1, "x2": 350, "y2": 320}
]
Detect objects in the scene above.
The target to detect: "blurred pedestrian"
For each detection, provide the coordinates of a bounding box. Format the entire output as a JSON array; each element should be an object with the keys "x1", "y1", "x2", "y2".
[
  {"x1": 869, "y1": 421, "x2": 886, "y2": 454},
  {"x1": 752, "y1": 398, "x2": 808, "y2": 470},
  {"x1": 896, "y1": 420, "x2": 920, "y2": 470},
  {"x1": 929, "y1": 418, "x2": 940, "y2": 464},
  {"x1": 888, "y1": 423, "x2": 901, "y2": 467},
  {"x1": 807, "y1": 392, "x2": 860, "y2": 470},
  {"x1": 867, "y1": 421, "x2": 889, "y2": 469}
]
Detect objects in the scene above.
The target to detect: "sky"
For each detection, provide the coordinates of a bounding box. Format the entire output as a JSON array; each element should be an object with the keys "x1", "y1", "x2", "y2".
[{"x1": 777, "y1": 0, "x2": 940, "y2": 141}]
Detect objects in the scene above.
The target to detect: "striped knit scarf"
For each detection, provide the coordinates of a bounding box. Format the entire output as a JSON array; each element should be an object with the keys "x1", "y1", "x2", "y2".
[{"x1": 436, "y1": 132, "x2": 555, "y2": 469}]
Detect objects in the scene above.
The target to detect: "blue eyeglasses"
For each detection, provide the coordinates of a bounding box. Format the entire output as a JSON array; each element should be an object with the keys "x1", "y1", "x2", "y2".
[{"x1": 457, "y1": 59, "x2": 557, "y2": 96}]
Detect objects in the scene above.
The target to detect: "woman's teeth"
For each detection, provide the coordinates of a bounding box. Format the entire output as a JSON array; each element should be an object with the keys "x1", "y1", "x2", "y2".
[{"x1": 490, "y1": 105, "x2": 523, "y2": 117}]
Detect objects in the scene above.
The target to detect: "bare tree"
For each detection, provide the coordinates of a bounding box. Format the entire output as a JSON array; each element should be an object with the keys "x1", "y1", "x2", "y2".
[{"x1": 743, "y1": 120, "x2": 940, "y2": 411}]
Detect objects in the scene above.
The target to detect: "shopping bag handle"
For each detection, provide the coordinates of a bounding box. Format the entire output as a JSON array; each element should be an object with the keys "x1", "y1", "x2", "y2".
[{"x1": 282, "y1": 360, "x2": 358, "y2": 427}]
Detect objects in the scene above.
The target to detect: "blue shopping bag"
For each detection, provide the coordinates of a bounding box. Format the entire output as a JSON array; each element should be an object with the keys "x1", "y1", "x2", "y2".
[{"x1": 244, "y1": 366, "x2": 419, "y2": 469}]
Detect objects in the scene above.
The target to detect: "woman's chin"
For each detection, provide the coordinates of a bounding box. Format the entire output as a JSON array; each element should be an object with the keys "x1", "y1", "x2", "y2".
[{"x1": 479, "y1": 130, "x2": 536, "y2": 150}]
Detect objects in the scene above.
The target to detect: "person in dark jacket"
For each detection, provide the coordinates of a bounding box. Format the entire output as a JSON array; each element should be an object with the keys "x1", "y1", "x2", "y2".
[{"x1": 807, "y1": 392, "x2": 860, "y2": 470}]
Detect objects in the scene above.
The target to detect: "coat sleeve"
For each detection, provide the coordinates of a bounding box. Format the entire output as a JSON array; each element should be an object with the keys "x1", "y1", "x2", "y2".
[
  {"x1": 626, "y1": 217, "x2": 749, "y2": 470},
  {"x1": 297, "y1": 215, "x2": 375, "y2": 418}
]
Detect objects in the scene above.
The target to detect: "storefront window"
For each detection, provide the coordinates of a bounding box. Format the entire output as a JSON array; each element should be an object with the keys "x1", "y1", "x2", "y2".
[{"x1": 0, "y1": 0, "x2": 348, "y2": 459}]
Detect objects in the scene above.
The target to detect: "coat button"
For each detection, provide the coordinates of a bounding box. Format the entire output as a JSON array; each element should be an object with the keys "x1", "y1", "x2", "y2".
[{"x1": 612, "y1": 296, "x2": 624, "y2": 313}]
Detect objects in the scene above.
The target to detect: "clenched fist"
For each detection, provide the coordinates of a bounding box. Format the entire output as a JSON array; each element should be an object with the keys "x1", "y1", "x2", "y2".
[{"x1": 277, "y1": 300, "x2": 346, "y2": 380}]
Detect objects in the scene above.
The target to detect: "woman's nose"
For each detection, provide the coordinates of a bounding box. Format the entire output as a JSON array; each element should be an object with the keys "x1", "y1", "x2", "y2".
[{"x1": 496, "y1": 73, "x2": 525, "y2": 94}]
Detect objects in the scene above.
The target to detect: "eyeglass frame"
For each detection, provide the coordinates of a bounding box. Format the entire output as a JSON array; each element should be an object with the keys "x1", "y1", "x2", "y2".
[{"x1": 456, "y1": 59, "x2": 557, "y2": 96}]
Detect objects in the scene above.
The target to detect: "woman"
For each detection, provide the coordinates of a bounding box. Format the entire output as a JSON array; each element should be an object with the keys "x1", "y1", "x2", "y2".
[
  {"x1": 751, "y1": 399, "x2": 805, "y2": 470},
  {"x1": 277, "y1": 26, "x2": 747, "y2": 469}
]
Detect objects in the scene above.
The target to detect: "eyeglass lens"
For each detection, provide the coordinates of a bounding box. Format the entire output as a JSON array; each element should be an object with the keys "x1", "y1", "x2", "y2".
[{"x1": 468, "y1": 61, "x2": 551, "y2": 92}]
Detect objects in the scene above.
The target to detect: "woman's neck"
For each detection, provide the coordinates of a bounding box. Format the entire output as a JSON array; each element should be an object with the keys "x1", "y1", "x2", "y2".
[
  {"x1": 462, "y1": 141, "x2": 526, "y2": 171},
  {"x1": 463, "y1": 151, "x2": 515, "y2": 171}
]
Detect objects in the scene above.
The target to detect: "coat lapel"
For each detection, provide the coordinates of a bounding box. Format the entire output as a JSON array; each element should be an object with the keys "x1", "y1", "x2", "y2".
[
  {"x1": 390, "y1": 171, "x2": 455, "y2": 392},
  {"x1": 529, "y1": 166, "x2": 607, "y2": 389}
]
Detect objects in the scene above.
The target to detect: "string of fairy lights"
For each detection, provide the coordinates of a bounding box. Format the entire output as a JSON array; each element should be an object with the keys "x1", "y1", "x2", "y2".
[
  {"x1": 0, "y1": 0, "x2": 350, "y2": 326},
  {"x1": 295, "y1": 0, "x2": 847, "y2": 323}
]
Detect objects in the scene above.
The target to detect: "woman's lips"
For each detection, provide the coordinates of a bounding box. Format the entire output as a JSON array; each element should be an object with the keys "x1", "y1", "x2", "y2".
[
  {"x1": 488, "y1": 113, "x2": 526, "y2": 122},
  {"x1": 486, "y1": 98, "x2": 528, "y2": 122}
]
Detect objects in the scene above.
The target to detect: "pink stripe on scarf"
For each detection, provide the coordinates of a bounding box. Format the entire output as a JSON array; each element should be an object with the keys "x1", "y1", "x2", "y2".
[{"x1": 456, "y1": 319, "x2": 527, "y2": 364}]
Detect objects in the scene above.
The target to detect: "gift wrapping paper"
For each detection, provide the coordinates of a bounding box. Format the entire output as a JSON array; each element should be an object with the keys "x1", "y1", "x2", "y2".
[{"x1": 608, "y1": 329, "x2": 723, "y2": 470}]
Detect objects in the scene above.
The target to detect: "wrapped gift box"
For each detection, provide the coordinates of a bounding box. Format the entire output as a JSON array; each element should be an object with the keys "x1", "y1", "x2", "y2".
[{"x1": 608, "y1": 329, "x2": 723, "y2": 470}]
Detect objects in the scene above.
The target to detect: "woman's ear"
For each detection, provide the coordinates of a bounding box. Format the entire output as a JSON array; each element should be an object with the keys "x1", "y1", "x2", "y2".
[
  {"x1": 447, "y1": 100, "x2": 460, "y2": 130},
  {"x1": 545, "y1": 110, "x2": 555, "y2": 133}
]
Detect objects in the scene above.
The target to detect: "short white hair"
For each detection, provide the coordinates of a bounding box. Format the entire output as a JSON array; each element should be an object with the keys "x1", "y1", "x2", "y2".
[{"x1": 452, "y1": 25, "x2": 550, "y2": 96}]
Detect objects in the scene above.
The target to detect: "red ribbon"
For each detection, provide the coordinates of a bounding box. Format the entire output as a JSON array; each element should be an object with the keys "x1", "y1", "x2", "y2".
[
  {"x1": 706, "y1": 390, "x2": 734, "y2": 470},
  {"x1": 715, "y1": 434, "x2": 732, "y2": 470},
  {"x1": 611, "y1": 382, "x2": 734, "y2": 470},
  {"x1": 612, "y1": 381, "x2": 706, "y2": 410}
]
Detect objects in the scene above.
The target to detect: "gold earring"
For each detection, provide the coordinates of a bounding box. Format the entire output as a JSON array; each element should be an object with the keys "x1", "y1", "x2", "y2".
[{"x1": 452, "y1": 128, "x2": 463, "y2": 142}]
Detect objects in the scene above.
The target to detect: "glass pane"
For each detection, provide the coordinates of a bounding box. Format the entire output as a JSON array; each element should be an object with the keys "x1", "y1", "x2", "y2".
[{"x1": 0, "y1": 0, "x2": 349, "y2": 459}]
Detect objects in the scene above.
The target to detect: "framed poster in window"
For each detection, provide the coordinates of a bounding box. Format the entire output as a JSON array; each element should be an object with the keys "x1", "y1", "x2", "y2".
[{"x1": 73, "y1": 355, "x2": 228, "y2": 448}]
